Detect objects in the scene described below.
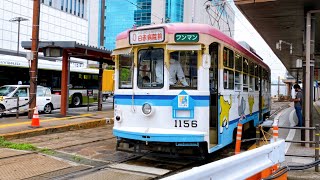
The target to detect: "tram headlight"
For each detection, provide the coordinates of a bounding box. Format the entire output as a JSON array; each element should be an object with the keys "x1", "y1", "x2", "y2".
[{"x1": 142, "y1": 103, "x2": 152, "y2": 115}]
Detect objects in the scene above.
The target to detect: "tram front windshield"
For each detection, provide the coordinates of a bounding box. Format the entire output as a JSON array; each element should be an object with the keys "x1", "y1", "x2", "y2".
[{"x1": 138, "y1": 48, "x2": 164, "y2": 88}]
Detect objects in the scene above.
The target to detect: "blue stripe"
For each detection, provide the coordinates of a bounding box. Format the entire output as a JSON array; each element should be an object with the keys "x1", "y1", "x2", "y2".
[
  {"x1": 114, "y1": 129, "x2": 204, "y2": 142},
  {"x1": 114, "y1": 94, "x2": 209, "y2": 106}
]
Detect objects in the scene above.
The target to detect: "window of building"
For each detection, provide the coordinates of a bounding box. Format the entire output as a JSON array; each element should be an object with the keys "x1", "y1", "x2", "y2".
[
  {"x1": 138, "y1": 48, "x2": 164, "y2": 89},
  {"x1": 74, "y1": 0, "x2": 77, "y2": 15},
  {"x1": 224, "y1": 69, "x2": 234, "y2": 90},
  {"x1": 82, "y1": 0, "x2": 84, "y2": 18},
  {"x1": 65, "y1": 0, "x2": 68, "y2": 12},
  {"x1": 169, "y1": 51, "x2": 198, "y2": 89},
  {"x1": 70, "y1": 0, "x2": 72, "y2": 13},
  {"x1": 119, "y1": 54, "x2": 133, "y2": 89},
  {"x1": 61, "y1": 0, "x2": 64, "y2": 10},
  {"x1": 77, "y1": 0, "x2": 80, "y2": 16},
  {"x1": 223, "y1": 47, "x2": 234, "y2": 68}
]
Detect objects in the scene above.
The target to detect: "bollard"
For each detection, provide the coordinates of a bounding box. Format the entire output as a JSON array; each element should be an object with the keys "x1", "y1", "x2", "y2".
[
  {"x1": 316, "y1": 124, "x2": 319, "y2": 172},
  {"x1": 235, "y1": 122, "x2": 243, "y2": 155},
  {"x1": 16, "y1": 96, "x2": 19, "y2": 119}
]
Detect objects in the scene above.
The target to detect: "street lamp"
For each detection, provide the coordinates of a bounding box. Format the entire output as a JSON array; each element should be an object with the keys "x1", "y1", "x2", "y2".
[{"x1": 9, "y1": 17, "x2": 29, "y2": 54}]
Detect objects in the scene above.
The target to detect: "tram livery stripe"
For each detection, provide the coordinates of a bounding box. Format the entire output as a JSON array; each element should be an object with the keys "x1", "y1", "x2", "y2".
[{"x1": 114, "y1": 95, "x2": 210, "y2": 106}]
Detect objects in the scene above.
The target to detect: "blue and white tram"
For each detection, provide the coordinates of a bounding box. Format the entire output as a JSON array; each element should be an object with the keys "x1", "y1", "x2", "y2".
[{"x1": 112, "y1": 23, "x2": 271, "y2": 155}]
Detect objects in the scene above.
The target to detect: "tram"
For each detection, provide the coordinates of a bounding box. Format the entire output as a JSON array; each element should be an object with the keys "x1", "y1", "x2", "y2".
[{"x1": 112, "y1": 23, "x2": 271, "y2": 155}]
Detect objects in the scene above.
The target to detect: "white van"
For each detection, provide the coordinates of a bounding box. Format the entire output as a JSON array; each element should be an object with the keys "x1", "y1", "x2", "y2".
[{"x1": 0, "y1": 85, "x2": 61, "y2": 116}]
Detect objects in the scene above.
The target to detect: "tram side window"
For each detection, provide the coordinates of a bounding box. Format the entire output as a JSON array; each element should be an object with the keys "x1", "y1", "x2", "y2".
[
  {"x1": 223, "y1": 69, "x2": 234, "y2": 90},
  {"x1": 235, "y1": 53, "x2": 242, "y2": 91},
  {"x1": 249, "y1": 61, "x2": 255, "y2": 91},
  {"x1": 119, "y1": 54, "x2": 133, "y2": 89},
  {"x1": 255, "y1": 65, "x2": 260, "y2": 91},
  {"x1": 223, "y1": 47, "x2": 234, "y2": 68},
  {"x1": 169, "y1": 51, "x2": 198, "y2": 89},
  {"x1": 138, "y1": 48, "x2": 164, "y2": 89},
  {"x1": 243, "y1": 58, "x2": 249, "y2": 92}
]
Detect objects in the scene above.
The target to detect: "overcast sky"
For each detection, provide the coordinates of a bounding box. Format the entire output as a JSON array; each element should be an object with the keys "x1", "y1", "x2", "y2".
[{"x1": 230, "y1": 2, "x2": 287, "y2": 83}]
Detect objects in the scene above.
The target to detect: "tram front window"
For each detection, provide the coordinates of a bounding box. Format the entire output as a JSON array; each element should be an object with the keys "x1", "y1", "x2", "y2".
[
  {"x1": 119, "y1": 54, "x2": 134, "y2": 89},
  {"x1": 169, "y1": 51, "x2": 198, "y2": 89},
  {"x1": 138, "y1": 48, "x2": 164, "y2": 88}
]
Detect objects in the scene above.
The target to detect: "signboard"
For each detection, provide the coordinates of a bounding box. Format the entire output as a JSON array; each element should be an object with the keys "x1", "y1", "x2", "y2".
[
  {"x1": 129, "y1": 28, "x2": 165, "y2": 45},
  {"x1": 174, "y1": 33, "x2": 199, "y2": 42},
  {"x1": 87, "y1": 89, "x2": 93, "y2": 97}
]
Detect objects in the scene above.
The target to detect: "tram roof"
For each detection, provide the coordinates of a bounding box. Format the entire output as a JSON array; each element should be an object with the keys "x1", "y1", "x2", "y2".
[
  {"x1": 21, "y1": 41, "x2": 113, "y2": 64},
  {"x1": 116, "y1": 23, "x2": 270, "y2": 70}
]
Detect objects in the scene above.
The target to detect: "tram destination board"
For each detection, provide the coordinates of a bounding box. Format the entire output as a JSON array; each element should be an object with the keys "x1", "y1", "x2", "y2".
[{"x1": 174, "y1": 33, "x2": 199, "y2": 42}]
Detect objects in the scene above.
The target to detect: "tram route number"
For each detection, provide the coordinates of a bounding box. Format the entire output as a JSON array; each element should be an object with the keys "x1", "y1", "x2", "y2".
[{"x1": 174, "y1": 120, "x2": 197, "y2": 128}]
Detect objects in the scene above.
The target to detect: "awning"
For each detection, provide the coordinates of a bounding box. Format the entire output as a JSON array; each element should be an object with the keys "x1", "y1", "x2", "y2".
[
  {"x1": 111, "y1": 47, "x2": 132, "y2": 56},
  {"x1": 167, "y1": 44, "x2": 201, "y2": 51}
]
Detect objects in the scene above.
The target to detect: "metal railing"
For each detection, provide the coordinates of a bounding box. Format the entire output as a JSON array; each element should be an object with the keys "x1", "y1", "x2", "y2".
[{"x1": 262, "y1": 124, "x2": 319, "y2": 172}]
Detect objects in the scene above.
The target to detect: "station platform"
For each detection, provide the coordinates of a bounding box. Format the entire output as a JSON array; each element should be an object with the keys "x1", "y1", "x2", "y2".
[{"x1": 0, "y1": 110, "x2": 114, "y2": 140}]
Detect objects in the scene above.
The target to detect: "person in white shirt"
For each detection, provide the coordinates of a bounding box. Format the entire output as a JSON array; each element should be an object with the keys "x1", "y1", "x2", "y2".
[{"x1": 169, "y1": 52, "x2": 188, "y2": 87}]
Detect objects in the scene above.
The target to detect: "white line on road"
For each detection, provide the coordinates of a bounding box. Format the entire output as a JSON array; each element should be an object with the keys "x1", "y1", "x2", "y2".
[{"x1": 285, "y1": 109, "x2": 297, "y2": 153}]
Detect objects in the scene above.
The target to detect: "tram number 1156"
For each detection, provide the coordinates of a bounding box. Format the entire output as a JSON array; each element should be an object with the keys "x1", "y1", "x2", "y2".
[{"x1": 174, "y1": 120, "x2": 197, "y2": 128}]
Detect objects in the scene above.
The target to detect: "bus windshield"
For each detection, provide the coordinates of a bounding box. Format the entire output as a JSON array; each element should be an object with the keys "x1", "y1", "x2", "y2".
[
  {"x1": 138, "y1": 48, "x2": 164, "y2": 89},
  {"x1": 0, "y1": 86, "x2": 17, "y2": 96}
]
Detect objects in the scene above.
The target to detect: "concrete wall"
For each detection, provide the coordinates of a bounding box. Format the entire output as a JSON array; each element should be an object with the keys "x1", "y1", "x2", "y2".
[
  {"x1": 151, "y1": 0, "x2": 166, "y2": 24},
  {"x1": 88, "y1": 0, "x2": 99, "y2": 47}
]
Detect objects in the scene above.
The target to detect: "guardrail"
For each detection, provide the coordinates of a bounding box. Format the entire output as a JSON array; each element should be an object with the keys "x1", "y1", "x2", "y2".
[
  {"x1": 262, "y1": 124, "x2": 319, "y2": 172},
  {"x1": 162, "y1": 139, "x2": 285, "y2": 180}
]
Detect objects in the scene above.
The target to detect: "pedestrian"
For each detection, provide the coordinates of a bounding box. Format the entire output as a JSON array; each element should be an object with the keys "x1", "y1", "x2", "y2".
[{"x1": 292, "y1": 84, "x2": 303, "y2": 127}]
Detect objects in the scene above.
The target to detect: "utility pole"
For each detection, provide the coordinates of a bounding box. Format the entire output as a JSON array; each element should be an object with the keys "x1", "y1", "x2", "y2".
[
  {"x1": 278, "y1": 76, "x2": 280, "y2": 101},
  {"x1": 28, "y1": 0, "x2": 41, "y2": 119},
  {"x1": 9, "y1": 17, "x2": 29, "y2": 54}
]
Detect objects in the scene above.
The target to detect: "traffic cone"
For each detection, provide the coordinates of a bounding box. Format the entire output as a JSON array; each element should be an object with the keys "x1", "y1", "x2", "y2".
[
  {"x1": 235, "y1": 121, "x2": 243, "y2": 155},
  {"x1": 30, "y1": 106, "x2": 40, "y2": 128}
]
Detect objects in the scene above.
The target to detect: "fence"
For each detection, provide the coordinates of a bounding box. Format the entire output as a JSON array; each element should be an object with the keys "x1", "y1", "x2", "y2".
[{"x1": 262, "y1": 124, "x2": 319, "y2": 172}]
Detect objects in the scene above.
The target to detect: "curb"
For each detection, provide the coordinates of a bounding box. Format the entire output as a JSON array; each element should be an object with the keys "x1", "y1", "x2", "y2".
[{"x1": 0, "y1": 118, "x2": 114, "y2": 140}]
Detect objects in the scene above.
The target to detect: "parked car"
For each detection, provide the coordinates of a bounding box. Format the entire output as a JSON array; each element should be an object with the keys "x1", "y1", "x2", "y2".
[{"x1": 0, "y1": 85, "x2": 61, "y2": 116}]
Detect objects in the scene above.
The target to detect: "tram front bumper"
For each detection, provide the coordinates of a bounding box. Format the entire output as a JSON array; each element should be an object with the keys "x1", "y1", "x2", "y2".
[{"x1": 113, "y1": 127, "x2": 205, "y2": 143}]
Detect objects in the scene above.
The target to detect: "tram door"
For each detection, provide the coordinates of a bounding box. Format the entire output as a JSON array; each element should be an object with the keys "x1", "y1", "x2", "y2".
[{"x1": 209, "y1": 43, "x2": 219, "y2": 146}]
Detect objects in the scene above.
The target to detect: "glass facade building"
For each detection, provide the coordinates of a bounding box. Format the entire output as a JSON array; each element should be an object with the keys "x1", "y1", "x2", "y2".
[
  {"x1": 104, "y1": 0, "x2": 184, "y2": 50},
  {"x1": 105, "y1": 0, "x2": 152, "y2": 49},
  {"x1": 165, "y1": 0, "x2": 184, "y2": 23}
]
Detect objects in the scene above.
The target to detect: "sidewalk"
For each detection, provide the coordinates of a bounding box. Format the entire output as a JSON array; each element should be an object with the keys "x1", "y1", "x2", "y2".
[
  {"x1": 0, "y1": 110, "x2": 114, "y2": 140},
  {"x1": 283, "y1": 101, "x2": 320, "y2": 179}
]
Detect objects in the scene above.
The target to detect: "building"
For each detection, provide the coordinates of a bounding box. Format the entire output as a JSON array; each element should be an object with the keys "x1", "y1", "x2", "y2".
[
  {"x1": 0, "y1": 0, "x2": 101, "y2": 87},
  {"x1": 0, "y1": 0, "x2": 89, "y2": 52},
  {"x1": 102, "y1": 0, "x2": 235, "y2": 50}
]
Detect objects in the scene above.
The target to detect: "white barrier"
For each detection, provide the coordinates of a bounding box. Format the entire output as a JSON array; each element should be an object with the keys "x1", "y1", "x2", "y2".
[{"x1": 162, "y1": 139, "x2": 285, "y2": 180}]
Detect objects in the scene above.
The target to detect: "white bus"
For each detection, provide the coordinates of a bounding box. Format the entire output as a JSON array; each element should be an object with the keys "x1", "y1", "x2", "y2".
[{"x1": 0, "y1": 55, "x2": 105, "y2": 107}]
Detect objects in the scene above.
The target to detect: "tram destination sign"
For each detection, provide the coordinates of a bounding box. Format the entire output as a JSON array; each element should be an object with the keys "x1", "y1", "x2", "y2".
[
  {"x1": 129, "y1": 28, "x2": 165, "y2": 45},
  {"x1": 175, "y1": 33, "x2": 199, "y2": 42}
]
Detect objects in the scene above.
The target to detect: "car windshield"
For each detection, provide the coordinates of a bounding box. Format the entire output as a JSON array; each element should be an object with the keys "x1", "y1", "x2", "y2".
[{"x1": 0, "y1": 86, "x2": 17, "y2": 96}]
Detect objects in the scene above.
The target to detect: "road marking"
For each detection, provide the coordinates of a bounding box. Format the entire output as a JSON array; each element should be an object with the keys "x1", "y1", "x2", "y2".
[
  {"x1": 285, "y1": 109, "x2": 296, "y2": 153},
  {"x1": 0, "y1": 114, "x2": 93, "y2": 128}
]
